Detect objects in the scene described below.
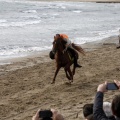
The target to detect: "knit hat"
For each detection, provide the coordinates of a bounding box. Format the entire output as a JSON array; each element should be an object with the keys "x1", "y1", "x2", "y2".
[{"x1": 103, "y1": 102, "x2": 113, "y2": 117}]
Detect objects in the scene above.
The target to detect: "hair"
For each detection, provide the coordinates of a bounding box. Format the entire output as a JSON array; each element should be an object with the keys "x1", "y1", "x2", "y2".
[
  {"x1": 56, "y1": 34, "x2": 60, "y2": 37},
  {"x1": 111, "y1": 95, "x2": 120, "y2": 118},
  {"x1": 86, "y1": 114, "x2": 94, "y2": 120},
  {"x1": 83, "y1": 103, "x2": 93, "y2": 118}
]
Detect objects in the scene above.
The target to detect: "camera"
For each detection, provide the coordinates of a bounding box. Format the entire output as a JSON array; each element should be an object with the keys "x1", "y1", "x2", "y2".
[
  {"x1": 106, "y1": 83, "x2": 119, "y2": 90},
  {"x1": 39, "y1": 110, "x2": 53, "y2": 120}
]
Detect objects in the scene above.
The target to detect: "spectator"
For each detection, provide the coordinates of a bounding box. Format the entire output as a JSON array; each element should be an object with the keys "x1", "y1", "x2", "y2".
[
  {"x1": 93, "y1": 80, "x2": 120, "y2": 120},
  {"x1": 83, "y1": 102, "x2": 114, "y2": 120},
  {"x1": 32, "y1": 109, "x2": 64, "y2": 120},
  {"x1": 83, "y1": 103, "x2": 94, "y2": 120},
  {"x1": 116, "y1": 29, "x2": 120, "y2": 49}
]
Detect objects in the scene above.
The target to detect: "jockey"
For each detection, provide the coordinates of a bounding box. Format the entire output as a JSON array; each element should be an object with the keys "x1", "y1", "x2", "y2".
[
  {"x1": 55, "y1": 34, "x2": 82, "y2": 68},
  {"x1": 55, "y1": 34, "x2": 71, "y2": 50}
]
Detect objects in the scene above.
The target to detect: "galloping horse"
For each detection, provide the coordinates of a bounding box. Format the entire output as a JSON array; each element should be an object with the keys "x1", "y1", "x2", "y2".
[{"x1": 51, "y1": 37, "x2": 85, "y2": 84}]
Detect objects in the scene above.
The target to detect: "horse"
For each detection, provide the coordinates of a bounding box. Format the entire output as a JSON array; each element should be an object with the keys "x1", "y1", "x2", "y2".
[{"x1": 51, "y1": 37, "x2": 85, "y2": 84}]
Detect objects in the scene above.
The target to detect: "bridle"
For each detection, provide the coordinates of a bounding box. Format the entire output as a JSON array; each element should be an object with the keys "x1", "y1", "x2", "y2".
[{"x1": 52, "y1": 38, "x2": 64, "y2": 54}]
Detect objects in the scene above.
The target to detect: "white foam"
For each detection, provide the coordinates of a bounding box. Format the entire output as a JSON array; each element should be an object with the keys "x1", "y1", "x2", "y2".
[
  {"x1": 61, "y1": 6, "x2": 66, "y2": 9},
  {"x1": 0, "y1": 20, "x2": 41, "y2": 27},
  {"x1": 0, "y1": 46, "x2": 52, "y2": 57},
  {"x1": 22, "y1": 15, "x2": 40, "y2": 19},
  {"x1": 0, "y1": 19, "x2": 7, "y2": 23},
  {"x1": 98, "y1": 29, "x2": 119, "y2": 37},
  {"x1": 52, "y1": 13, "x2": 59, "y2": 16},
  {"x1": 73, "y1": 10, "x2": 82, "y2": 13},
  {"x1": 23, "y1": 10, "x2": 37, "y2": 13},
  {"x1": 73, "y1": 28, "x2": 120, "y2": 45}
]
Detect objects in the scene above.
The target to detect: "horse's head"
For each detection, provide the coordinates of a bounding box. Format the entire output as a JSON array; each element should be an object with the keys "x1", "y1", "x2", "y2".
[
  {"x1": 52, "y1": 36, "x2": 65, "y2": 54},
  {"x1": 49, "y1": 36, "x2": 66, "y2": 59}
]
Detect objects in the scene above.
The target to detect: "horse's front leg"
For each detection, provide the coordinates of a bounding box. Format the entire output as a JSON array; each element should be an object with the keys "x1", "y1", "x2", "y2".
[
  {"x1": 52, "y1": 66, "x2": 61, "y2": 84},
  {"x1": 67, "y1": 67, "x2": 73, "y2": 83}
]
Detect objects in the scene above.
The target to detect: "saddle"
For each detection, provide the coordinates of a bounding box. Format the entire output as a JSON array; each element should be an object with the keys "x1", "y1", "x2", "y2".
[
  {"x1": 67, "y1": 50, "x2": 74, "y2": 62},
  {"x1": 67, "y1": 48, "x2": 78, "y2": 61}
]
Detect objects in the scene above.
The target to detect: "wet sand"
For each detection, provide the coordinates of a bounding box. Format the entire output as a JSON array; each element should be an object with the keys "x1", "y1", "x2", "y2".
[{"x1": 0, "y1": 36, "x2": 120, "y2": 120}]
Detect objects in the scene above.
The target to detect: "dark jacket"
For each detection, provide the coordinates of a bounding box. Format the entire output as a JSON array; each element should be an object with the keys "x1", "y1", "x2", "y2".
[{"x1": 93, "y1": 91, "x2": 120, "y2": 120}]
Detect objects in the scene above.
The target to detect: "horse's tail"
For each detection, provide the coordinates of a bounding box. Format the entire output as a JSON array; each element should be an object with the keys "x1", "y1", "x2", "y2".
[{"x1": 72, "y1": 43, "x2": 85, "y2": 56}]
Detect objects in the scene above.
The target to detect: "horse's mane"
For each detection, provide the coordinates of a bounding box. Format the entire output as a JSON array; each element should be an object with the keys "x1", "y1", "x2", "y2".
[{"x1": 57, "y1": 38, "x2": 66, "y2": 49}]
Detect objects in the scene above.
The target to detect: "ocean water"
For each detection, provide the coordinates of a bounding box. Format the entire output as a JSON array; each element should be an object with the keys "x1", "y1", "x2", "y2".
[{"x1": 0, "y1": 0, "x2": 120, "y2": 61}]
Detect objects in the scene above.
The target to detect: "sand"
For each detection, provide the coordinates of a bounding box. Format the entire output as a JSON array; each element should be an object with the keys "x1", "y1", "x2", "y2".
[{"x1": 0, "y1": 36, "x2": 120, "y2": 120}]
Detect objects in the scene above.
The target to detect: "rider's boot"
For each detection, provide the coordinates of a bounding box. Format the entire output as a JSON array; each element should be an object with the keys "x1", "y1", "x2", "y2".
[{"x1": 74, "y1": 56, "x2": 82, "y2": 68}]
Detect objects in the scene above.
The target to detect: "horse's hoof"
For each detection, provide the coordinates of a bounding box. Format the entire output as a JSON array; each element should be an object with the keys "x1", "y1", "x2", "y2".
[
  {"x1": 65, "y1": 82, "x2": 71, "y2": 85},
  {"x1": 51, "y1": 81, "x2": 55, "y2": 84},
  {"x1": 65, "y1": 81, "x2": 72, "y2": 85},
  {"x1": 68, "y1": 78, "x2": 71, "y2": 80},
  {"x1": 69, "y1": 80, "x2": 73, "y2": 84}
]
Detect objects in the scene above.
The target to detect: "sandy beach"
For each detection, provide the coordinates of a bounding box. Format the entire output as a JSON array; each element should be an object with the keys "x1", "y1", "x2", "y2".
[{"x1": 0, "y1": 36, "x2": 120, "y2": 120}]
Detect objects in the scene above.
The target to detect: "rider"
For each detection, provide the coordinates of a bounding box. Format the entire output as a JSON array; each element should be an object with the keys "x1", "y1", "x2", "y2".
[{"x1": 55, "y1": 34, "x2": 82, "y2": 68}]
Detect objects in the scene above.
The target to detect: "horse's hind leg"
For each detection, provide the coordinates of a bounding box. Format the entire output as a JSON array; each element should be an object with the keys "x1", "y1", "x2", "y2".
[
  {"x1": 72, "y1": 65, "x2": 76, "y2": 75},
  {"x1": 65, "y1": 66, "x2": 73, "y2": 83},
  {"x1": 64, "y1": 68, "x2": 71, "y2": 80}
]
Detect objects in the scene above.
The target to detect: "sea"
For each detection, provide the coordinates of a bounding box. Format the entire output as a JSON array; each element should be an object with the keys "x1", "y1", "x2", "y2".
[{"x1": 0, "y1": 0, "x2": 120, "y2": 63}]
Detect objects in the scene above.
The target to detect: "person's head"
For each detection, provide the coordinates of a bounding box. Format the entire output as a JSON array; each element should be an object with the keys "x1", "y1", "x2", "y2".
[
  {"x1": 83, "y1": 103, "x2": 93, "y2": 120},
  {"x1": 97, "y1": 80, "x2": 120, "y2": 118},
  {"x1": 103, "y1": 102, "x2": 113, "y2": 117},
  {"x1": 111, "y1": 95, "x2": 120, "y2": 118}
]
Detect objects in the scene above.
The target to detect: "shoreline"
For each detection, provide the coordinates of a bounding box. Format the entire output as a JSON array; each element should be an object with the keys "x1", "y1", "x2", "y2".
[
  {"x1": 82, "y1": 35, "x2": 118, "y2": 50},
  {"x1": 0, "y1": 35, "x2": 118, "y2": 65}
]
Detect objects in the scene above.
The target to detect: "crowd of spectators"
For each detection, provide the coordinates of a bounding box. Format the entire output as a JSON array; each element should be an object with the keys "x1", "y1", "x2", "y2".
[{"x1": 32, "y1": 80, "x2": 120, "y2": 120}]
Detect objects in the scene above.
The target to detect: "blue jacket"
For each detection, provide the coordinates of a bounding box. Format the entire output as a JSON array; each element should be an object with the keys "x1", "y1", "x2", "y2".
[{"x1": 93, "y1": 91, "x2": 120, "y2": 120}]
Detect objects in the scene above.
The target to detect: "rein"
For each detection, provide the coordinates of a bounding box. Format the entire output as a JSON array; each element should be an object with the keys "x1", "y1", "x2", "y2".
[{"x1": 53, "y1": 38, "x2": 65, "y2": 54}]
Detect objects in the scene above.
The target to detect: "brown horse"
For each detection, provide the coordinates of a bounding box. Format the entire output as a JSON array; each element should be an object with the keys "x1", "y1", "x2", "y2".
[{"x1": 51, "y1": 37, "x2": 85, "y2": 84}]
